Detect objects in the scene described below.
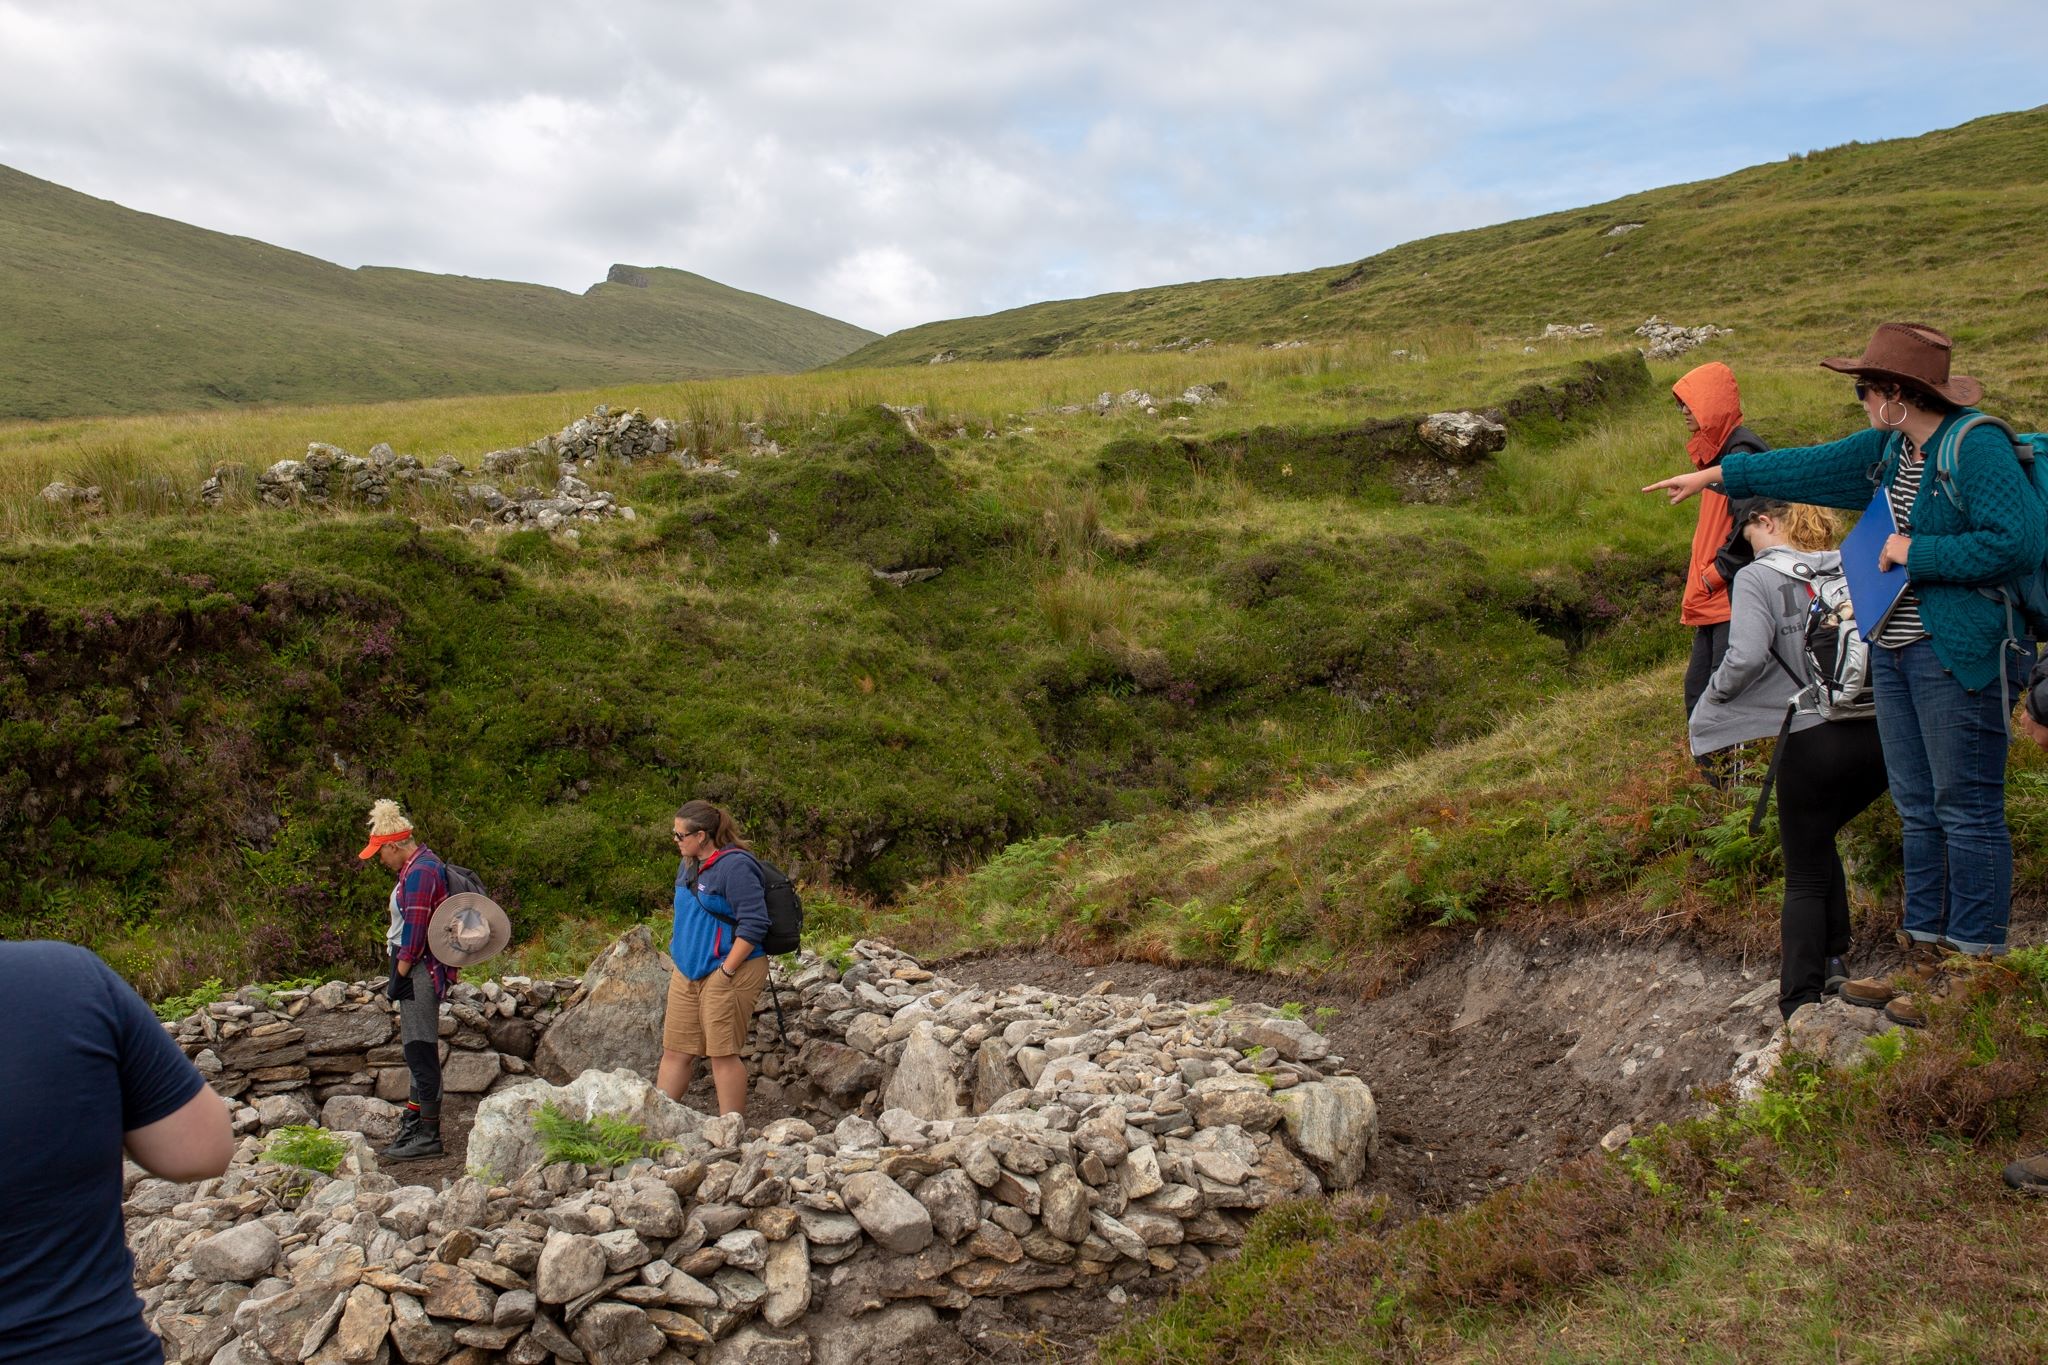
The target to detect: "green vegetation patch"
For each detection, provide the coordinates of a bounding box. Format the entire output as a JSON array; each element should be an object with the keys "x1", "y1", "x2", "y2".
[
  {"x1": 262, "y1": 1125, "x2": 349, "y2": 1176},
  {"x1": 532, "y1": 1101, "x2": 673, "y2": 1168}
]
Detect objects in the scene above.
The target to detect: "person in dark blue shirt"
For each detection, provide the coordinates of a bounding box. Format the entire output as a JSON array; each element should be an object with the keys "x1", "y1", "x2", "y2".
[
  {"x1": 657, "y1": 799, "x2": 772, "y2": 1119},
  {"x1": 0, "y1": 941, "x2": 233, "y2": 1364}
]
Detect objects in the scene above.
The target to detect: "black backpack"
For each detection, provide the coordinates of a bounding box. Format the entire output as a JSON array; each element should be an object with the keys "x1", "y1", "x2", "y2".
[
  {"x1": 698, "y1": 853, "x2": 803, "y2": 955},
  {"x1": 442, "y1": 861, "x2": 490, "y2": 899}
]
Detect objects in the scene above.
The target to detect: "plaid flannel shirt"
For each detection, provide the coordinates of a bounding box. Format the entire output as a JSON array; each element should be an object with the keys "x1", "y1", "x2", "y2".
[{"x1": 394, "y1": 845, "x2": 457, "y2": 999}]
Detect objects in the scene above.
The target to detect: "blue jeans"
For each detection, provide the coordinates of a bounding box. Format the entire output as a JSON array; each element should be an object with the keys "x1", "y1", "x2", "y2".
[{"x1": 1869, "y1": 639, "x2": 2032, "y2": 955}]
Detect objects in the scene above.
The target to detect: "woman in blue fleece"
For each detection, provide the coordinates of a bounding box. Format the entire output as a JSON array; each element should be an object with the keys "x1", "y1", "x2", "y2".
[
  {"x1": 656, "y1": 799, "x2": 772, "y2": 1118},
  {"x1": 1648, "y1": 323, "x2": 2043, "y2": 1011}
]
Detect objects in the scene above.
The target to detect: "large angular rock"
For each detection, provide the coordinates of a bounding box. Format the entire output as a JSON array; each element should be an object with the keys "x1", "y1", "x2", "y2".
[
  {"x1": 570, "y1": 1300, "x2": 666, "y2": 1364},
  {"x1": 440, "y1": 1049, "x2": 502, "y2": 1094},
  {"x1": 299, "y1": 1008, "x2": 394, "y2": 1054},
  {"x1": 536, "y1": 1229, "x2": 608, "y2": 1304},
  {"x1": 880, "y1": 1022, "x2": 964, "y2": 1120},
  {"x1": 810, "y1": 1302, "x2": 935, "y2": 1365},
  {"x1": 1271, "y1": 1076, "x2": 1377, "y2": 1188},
  {"x1": 915, "y1": 1168, "x2": 980, "y2": 1244},
  {"x1": 794, "y1": 1040, "x2": 882, "y2": 1102},
  {"x1": 712, "y1": 1325, "x2": 811, "y2": 1364},
  {"x1": 840, "y1": 1172, "x2": 933, "y2": 1254},
  {"x1": 467, "y1": 1068, "x2": 705, "y2": 1179},
  {"x1": 760, "y1": 1234, "x2": 811, "y2": 1328},
  {"x1": 533, "y1": 926, "x2": 671, "y2": 1083},
  {"x1": 190, "y1": 1220, "x2": 281, "y2": 1282},
  {"x1": 321, "y1": 1095, "x2": 403, "y2": 1145},
  {"x1": 1417, "y1": 409, "x2": 1508, "y2": 462}
]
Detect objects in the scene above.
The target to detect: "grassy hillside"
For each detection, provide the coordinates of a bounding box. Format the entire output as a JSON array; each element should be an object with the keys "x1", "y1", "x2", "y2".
[
  {"x1": 0, "y1": 164, "x2": 877, "y2": 420},
  {"x1": 836, "y1": 107, "x2": 2048, "y2": 410},
  {"x1": 0, "y1": 337, "x2": 1691, "y2": 992}
]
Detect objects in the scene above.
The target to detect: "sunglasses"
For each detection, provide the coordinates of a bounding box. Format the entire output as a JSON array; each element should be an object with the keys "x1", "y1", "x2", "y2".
[
  {"x1": 1854, "y1": 382, "x2": 1873, "y2": 400},
  {"x1": 672, "y1": 828, "x2": 702, "y2": 844}
]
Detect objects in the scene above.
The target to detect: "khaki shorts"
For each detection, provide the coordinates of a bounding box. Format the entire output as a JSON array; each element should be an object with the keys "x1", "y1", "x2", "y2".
[{"x1": 662, "y1": 955, "x2": 769, "y2": 1057}]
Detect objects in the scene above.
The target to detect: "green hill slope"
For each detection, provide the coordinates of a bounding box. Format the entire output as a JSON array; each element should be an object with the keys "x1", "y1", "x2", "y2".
[
  {"x1": 0, "y1": 165, "x2": 877, "y2": 420},
  {"x1": 836, "y1": 106, "x2": 2048, "y2": 404}
]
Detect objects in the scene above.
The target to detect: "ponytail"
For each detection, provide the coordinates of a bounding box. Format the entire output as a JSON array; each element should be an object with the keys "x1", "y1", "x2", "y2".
[{"x1": 675, "y1": 799, "x2": 746, "y2": 851}]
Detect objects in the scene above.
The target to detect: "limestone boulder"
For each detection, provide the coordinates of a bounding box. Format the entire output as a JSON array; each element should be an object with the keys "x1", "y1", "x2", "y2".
[
  {"x1": 319, "y1": 1095, "x2": 403, "y2": 1145},
  {"x1": 1417, "y1": 410, "x2": 1508, "y2": 463},
  {"x1": 534, "y1": 925, "x2": 671, "y2": 1083},
  {"x1": 840, "y1": 1171, "x2": 932, "y2": 1254},
  {"x1": 467, "y1": 1067, "x2": 706, "y2": 1180},
  {"x1": 880, "y1": 1022, "x2": 964, "y2": 1121},
  {"x1": 1271, "y1": 1076, "x2": 1377, "y2": 1188}
]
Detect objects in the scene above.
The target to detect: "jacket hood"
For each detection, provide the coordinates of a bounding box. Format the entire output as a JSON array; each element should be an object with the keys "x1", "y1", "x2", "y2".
[
  {"x1": 1755, "y1": 545, "x2": 1842, "y2": 575},
  {"x1": 1674, "y1": 361, "x2": 1744, "y2": 469}
]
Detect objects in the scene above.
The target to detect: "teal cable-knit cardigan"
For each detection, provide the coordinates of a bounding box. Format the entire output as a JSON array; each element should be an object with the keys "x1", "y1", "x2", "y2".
[{"x1": 1718, "y1": 409, "x2": 2043, "y2": 692}]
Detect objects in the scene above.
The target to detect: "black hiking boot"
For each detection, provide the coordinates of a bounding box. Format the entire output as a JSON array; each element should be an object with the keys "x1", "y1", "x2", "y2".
[
  {"x1": 379, "y1": 1106, "x2": 419, "y2": 1159},
  {"x1": 1823, "y1": 957, "x2": 1849, "y2": 996},
  {"x1": 383, "y1": 1102, "x2": 443, "y2": 1161}
]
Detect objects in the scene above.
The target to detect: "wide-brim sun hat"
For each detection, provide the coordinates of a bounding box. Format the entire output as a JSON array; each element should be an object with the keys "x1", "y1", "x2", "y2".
[
  {"x1": 1819, "y1": 321, "x2": 1983, "y2": 406},
  {"x1": 428, "y1": 892, "x2": 513, "y2": 967}
]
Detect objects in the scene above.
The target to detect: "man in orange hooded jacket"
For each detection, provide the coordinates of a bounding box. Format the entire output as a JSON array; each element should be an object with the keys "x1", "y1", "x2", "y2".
[{"x1": 1672, "y1": 361, "x2": 1769, "y2": 769}]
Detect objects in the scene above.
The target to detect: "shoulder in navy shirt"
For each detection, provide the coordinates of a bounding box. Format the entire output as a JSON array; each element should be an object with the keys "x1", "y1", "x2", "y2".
[{"x1": 0, "y1": 941, "x2": 207, "y2": 1365}]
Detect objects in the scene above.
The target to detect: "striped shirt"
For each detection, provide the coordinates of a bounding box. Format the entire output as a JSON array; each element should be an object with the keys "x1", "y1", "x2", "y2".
[{"x1": 1874, "y1": 447, "x2": 1930, "y2": 648}]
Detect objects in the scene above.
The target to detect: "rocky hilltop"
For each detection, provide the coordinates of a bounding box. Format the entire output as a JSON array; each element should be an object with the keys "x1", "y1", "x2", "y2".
[{"x1": 133, "y1": 933, "x2": 1377, "y2": 1364}]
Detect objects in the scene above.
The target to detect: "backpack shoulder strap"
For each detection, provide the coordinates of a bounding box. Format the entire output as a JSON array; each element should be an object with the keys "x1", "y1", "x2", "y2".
[{"x1": 1934, "y1": 413, "x2": 2025, "y2": 507}]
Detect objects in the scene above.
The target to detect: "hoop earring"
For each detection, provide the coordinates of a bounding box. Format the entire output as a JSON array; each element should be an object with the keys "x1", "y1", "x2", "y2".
[{"x1": 1878, "y1": 400, "x2": 1908, "y2": 428}]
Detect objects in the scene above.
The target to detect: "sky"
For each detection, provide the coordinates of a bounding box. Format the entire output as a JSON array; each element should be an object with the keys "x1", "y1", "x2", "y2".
[{"x1": 1, "y1": 2, "x2": 2043, "y2": 336}]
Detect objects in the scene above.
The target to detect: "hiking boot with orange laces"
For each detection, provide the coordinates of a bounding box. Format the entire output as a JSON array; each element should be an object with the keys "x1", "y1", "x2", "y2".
[
  {"x1": 1839, "y1": 938, "x2": 1947, "y2": 1010},
  {"x1": 2004, "y1": 1150, "x2": 2048, "y2": 1195},
  {"x1": 1884, "y1": 955, "x2": 2008, "y2": 1028}
]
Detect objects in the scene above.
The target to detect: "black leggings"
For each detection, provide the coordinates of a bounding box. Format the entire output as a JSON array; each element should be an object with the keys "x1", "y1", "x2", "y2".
[
  {"x1": 1775, "y1": 718, "x2": 1889, "y2": 1019},
  {"x1": 1683, "y1": 622, "x2": 1731, "y2": 720}
]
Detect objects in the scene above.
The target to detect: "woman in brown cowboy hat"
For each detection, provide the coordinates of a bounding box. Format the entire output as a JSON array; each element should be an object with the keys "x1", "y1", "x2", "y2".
[{"x1": 1646, "y1": 323, "x2": 2043, "y2": 1016}]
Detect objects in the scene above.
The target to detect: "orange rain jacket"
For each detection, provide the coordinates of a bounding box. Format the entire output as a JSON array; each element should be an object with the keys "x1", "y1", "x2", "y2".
[{"x1": 1673, "y1": 362, "x2": 1750, "y2": 627}]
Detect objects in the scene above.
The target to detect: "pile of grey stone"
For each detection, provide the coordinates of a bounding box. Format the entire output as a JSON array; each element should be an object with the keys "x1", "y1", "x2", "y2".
[
  {"x1": 39, "y1": 480, "x2": 105, "y2": 508},
  {"x1": 1048, "y1": 385, "x2": 1224, "y2": 418},
  {"x1": 130, "y1": 933, "x2": 1377, "y2": 1363},
  {"x1": 1635, "y1": 316, "x2": 1732, "y2": 360},
  {"x1": 167, "y1": 976, "x2": 573, "y2": 1147}
]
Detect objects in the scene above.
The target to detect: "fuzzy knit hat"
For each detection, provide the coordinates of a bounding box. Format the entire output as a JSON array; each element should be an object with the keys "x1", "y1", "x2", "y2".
[{"x1": 358, "y1": 798, "x2": 414, "y2": 859}]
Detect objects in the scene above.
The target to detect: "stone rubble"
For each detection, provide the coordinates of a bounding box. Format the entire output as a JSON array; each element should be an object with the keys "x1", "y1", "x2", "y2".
[
  {"x1": 1729, "y1": 996, "x2": 1901, "y2": 1102},
  {"x1": 38, "y1": 479, "x2": 106, "y2": 509},
  {"x1": 133, "y1": 936, "x2": 1377, "y2": 1363},
  {"x1": 1046, "y1": 385, "x2": 1224, "y2": 418},
  {"x1": 1540, "y1": 323, "x2": 1605, "y2": 341},
  {"x1": 1635, "y1": 315, "x2": 1732, "y2": 360}
]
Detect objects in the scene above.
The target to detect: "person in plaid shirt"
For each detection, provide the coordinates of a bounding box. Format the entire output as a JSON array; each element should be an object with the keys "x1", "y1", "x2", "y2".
[{"x1": 360, "y1": 798, "x2": 455, "y2": 1160}]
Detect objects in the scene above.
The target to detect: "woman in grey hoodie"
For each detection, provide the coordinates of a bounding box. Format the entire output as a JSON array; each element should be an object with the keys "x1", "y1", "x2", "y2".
[{"x1": 1689, "y1": 499, "x2": 1889, "y2": 1020}]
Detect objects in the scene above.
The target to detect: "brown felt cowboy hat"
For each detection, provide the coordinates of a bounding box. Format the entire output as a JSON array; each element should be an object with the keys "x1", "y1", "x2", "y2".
[
  {"x1": 427, "y1": 892, "x2": 512, "y2": 967},
  {"x1": 1820, "y1": 322, "x2": 1983, "y2": 407}
]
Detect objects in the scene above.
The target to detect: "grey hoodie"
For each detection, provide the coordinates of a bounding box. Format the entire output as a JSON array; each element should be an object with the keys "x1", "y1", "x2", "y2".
[{"x1": 1688, "y1": 546, "x2": 1839, "y2": 756}]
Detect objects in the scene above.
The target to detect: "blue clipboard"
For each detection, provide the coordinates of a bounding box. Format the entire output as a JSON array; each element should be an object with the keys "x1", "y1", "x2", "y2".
[{"x1": 1841, "y1": 487, "x2": 1907, "y2": 642}]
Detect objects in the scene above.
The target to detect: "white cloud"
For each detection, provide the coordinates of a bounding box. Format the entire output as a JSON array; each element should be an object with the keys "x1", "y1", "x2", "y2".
[{"x1": 0, "y1": 0, "x2": 2042, "y2": 335}]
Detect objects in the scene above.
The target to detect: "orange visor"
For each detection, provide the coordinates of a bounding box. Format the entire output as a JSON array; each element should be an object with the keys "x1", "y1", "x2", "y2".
[{"x1": 358, "y1": 828, "x2": 412, "y2": 859}]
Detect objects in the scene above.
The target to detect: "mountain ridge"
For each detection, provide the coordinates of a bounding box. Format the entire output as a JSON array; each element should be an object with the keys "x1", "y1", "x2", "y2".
[{"x1": 0, "y1": 162, "x2": 878, "y2": 421}]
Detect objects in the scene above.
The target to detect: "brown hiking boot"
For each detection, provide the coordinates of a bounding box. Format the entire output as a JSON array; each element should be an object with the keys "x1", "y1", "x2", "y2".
[
  {"x1": 1884, "y1": 956, "x2": 2006, "y2": 1028},
  {"x1": 2004, "y1": 1150, "x2": 2048, "y2": 1195},
  {"x1": 1839, "y1": 938, "x2": 1946, "y2": 1009}
]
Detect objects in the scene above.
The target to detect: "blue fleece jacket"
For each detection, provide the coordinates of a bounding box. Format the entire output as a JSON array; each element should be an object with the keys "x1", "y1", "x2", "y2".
[
  {"x1": 671, "y1": 848, "x2": 770, "y2": 981},
  {"x1": 1719, "y1": 410, "x2": 2044, "y2": 691}
]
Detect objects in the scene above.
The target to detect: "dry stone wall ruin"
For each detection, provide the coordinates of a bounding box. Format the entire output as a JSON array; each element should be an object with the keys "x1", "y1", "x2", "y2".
[{"x1": 131, "y1": 933, "x2": 1376, "y2": 1364}]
